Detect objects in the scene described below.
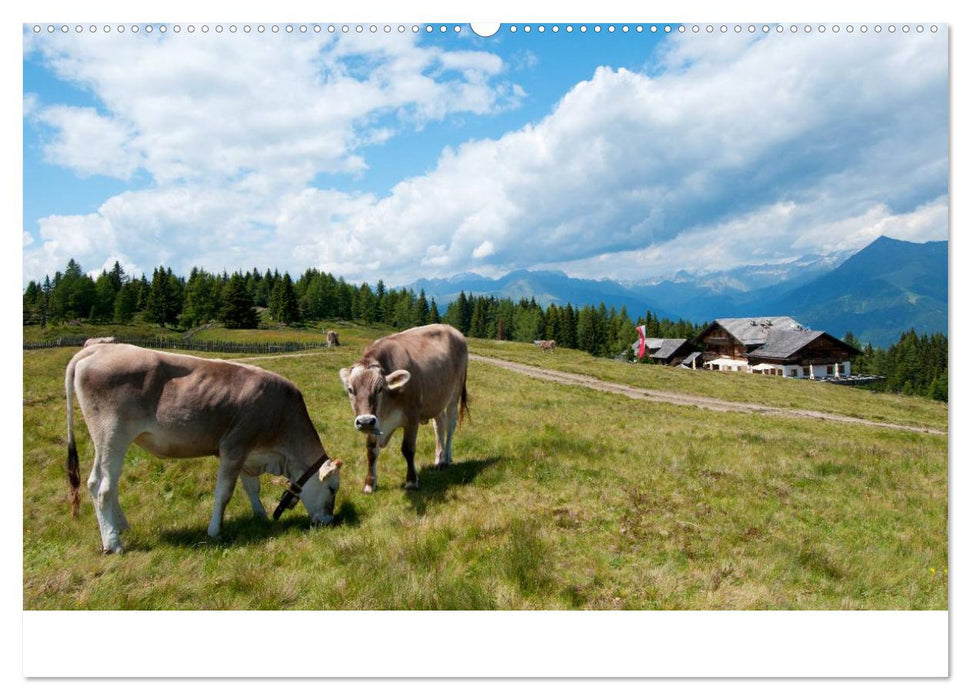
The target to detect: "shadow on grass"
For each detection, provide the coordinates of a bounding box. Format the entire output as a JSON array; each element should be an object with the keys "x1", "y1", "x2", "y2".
[
  {"x1": 158, "y1": 502, "x2": 360, "y2": 548},
  {"x1": 158, "y1": 516, "x2": 308, "y2": 549},
  {"x1": 405, "y1": 456, "x2": 500, "y2": 516},
  {"x1": 332, "y1": 500, "x2": 361, "y2": 528}
]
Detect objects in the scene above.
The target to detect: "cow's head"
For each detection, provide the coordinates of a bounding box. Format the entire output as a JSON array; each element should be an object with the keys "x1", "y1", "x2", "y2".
[
  {"x1": 339, "y1": 363, "x2": 411, "y2": 437},
  {"x1": 299, "y1": 458, "x2": 341, "y2": 526}
]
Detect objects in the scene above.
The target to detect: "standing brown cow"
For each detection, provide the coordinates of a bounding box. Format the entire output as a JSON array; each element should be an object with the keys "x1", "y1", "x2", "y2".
[{"x1": 339, "y1": 324, "x2": 469, "y2": 493}]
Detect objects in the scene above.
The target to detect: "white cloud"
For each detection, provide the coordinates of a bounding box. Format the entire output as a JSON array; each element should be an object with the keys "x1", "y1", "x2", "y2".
[
  {"x1": 35, "y1": 104, "x2": 138, "y2": 179},
  {"x1": 472, "y1": 240, "x2": 495, "y2": 259},
  {"x1": 281, "y1": 30, "x2": 946, "y2": 283},
  {"x1": 549, "y1": 196, "x2": 950, "y2": 281},
  {"x1": 23, "y1": 30, "x2": 947, "y2": 286},
  {"x1": 23, "y1": 93, "x2": 38, "y2": 117},
  {"x1": 24, "y1": 30, "x2": 519, "y2": 185},
  {"x1": 794, "y1": 197, "x2": 950, "y2": 251}
]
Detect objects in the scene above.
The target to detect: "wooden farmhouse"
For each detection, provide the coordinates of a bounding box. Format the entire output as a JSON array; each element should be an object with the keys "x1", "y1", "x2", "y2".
[{"x1": 694, "y1": 316, "x2": 860, "y2": 379}]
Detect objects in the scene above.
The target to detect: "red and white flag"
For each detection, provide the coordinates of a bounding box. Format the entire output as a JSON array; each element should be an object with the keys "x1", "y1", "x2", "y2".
[{"x1": 637, "y1": 325, "x2": 647, "y2": 359}]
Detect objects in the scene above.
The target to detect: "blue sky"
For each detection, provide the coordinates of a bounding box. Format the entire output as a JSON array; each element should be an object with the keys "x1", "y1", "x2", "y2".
[{"x1": 22, "y1": 23, "x2": 948, "y2": 286}]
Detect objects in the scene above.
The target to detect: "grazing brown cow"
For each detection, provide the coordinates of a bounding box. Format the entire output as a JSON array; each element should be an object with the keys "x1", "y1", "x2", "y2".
[
  {"x1": 65, "y1": 343, "x2": 341, "y2": 553},
  {"x1": 339, "y1": 324, "x2": 468, "y2": 493},
  {"x1": 325, "y1": 330, "x2": 340, "y2": 348},
  {"x1": 538, "y1": 340, "x2": 556, "y2": 352}
]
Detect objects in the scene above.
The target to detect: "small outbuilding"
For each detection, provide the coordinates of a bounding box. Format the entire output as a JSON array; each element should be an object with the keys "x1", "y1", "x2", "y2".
[{"x1": 631, "y1": 329, "x2": 694, "y2": 366}]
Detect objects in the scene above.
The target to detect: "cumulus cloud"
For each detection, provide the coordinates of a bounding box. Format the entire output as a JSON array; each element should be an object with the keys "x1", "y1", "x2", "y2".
[
  {"x1": 34, "y1": 105, "x2": 139, "y2": 179},
  {"x1": 23, "y1": 29, "x2": 519, "y2": 185},
  {"x1": 550, "y1": 196, "x2": 950, "y2": 281},
  {"x1": 23, "y1": 29, "x2": 947, "y2": 286},
  {"x1": 472, "y1": 240, "x2": 495, "y2": 259},
  {"x1": 285, "y1": 30, "x2": 947, "y2": 283}
]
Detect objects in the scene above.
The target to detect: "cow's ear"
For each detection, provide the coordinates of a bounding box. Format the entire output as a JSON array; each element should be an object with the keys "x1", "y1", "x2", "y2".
[
  {"x1": 318, "y1": 458, "x2": 342, "y2": 481},
  {"x1": 339, "y1": 367, "x2": 350, "y2": 389},
  {"x1": 385, "y1": 369, "x2": 411, "y2": 392}
]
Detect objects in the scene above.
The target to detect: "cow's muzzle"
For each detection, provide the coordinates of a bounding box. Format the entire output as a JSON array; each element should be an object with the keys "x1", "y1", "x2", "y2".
[{"x1": 354, "y1": 414, "x2": 379, "y2": 432}]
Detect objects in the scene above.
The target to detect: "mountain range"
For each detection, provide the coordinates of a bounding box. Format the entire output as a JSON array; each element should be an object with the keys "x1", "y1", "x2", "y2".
[{"x1": 408, "y1": 236, "x2": 947, "y2": 347}]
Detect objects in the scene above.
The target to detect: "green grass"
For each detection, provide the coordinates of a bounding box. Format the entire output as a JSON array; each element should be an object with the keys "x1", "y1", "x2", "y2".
[
  {"x1": 467, "y1": 338, "x2": 948, "y2": 432},
  {"x1": 22, "y1": 319, "x2": 184, "y2": 343},
  {"x1": 23, "y1": 331, "x2": 947, "y2": 609},
  {"x1": 187, "y1": 319, "x2": 383, "y2": 346}
]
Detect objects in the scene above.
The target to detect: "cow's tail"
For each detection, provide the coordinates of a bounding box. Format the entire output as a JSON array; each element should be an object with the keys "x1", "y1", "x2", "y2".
[
  {"x1": 65, "y1": 354, "x2": 82, "y2": 518},
  {"x1": 459, "y1": 367, "x2": 471, "y2": 427}
]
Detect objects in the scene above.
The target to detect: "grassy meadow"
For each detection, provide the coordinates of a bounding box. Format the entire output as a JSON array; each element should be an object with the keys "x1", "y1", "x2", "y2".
[
  {"x1": 468, "y1": 338, "x2": 948, "y2": 432},
  {"x1": 23, "y1": 326, "x2": 947, "y2": 609}
]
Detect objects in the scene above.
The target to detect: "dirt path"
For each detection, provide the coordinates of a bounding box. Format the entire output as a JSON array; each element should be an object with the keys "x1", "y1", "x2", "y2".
[
  {"x1": 236, "y1": 349, "x2": 944, "y2": 436},
  {"x1": 470, "y1": 354, "x2": 947, "y2": 437}
]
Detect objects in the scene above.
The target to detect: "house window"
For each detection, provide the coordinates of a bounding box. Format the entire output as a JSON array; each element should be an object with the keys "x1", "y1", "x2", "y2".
[
  {"x1": 789, "y1": 368, "x2": 798, "y2": 377},
  {"x1": 827, "y1": 365, "x2": 834, "y2": 375}
]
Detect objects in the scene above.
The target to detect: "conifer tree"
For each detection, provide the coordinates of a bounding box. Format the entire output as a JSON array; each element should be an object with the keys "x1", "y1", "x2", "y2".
[
  {"x1": 417, "y1": 290, "x2": 430, "y2": 326},
  {"x1": 219, "y1": 273, "x2": 258, "y2": 328},
  {"x1": 269, "y1": 273, "x2": 299, "y2": 324}
]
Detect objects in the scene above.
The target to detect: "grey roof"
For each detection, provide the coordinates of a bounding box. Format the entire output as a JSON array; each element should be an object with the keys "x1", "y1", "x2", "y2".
[
  {"x1": 680, "y1": 351, "x2": 702, "y2": 366},
  {"x1": 631, "y1": 331, "x2": 689, "y2": 359},
  {"x1": 652, "y1": 338, "x2": 689, "y2": 360},
  {"x1": 746, "y1": 329, "x2": 824, "y2": 360},
  {"x1": 713, "y1": 316, "x2": 804, "y2": 345}
]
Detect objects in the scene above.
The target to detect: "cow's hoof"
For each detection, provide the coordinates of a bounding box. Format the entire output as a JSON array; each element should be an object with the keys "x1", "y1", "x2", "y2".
[
  {"x1": 403, "y1": 480, "x2": 420, "y2": 491},
  {"x1": 363, "y1": 484, "x2": 375, "y2": 494},
  {"x1": 433, "y1": 462, "x2": 448, "y2": 471},
  {"x1": 102, "y1": 543, "x2": 125, "y2": 555}
]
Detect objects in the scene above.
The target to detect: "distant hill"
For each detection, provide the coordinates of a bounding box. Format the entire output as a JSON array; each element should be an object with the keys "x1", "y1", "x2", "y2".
[
  {"x1": 408, "y1": 236, "x2": 947, "y2": 347},
  {"x1": 753, "y1": 236, "x2": 948, "y2": 347},
  {"x1": 624, "y1": 252, "x2": 851, "y2": 322}
]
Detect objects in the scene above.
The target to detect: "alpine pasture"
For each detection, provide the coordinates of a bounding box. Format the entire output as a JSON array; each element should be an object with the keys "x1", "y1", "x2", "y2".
[{"x1": 23, "y1": 324, "x2": 947, "y2": 609}]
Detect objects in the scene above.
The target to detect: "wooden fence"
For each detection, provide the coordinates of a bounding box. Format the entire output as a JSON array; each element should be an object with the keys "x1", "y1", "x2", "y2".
[{"x1": 23, "y1": 334, "x2": 328, "y2": 355}]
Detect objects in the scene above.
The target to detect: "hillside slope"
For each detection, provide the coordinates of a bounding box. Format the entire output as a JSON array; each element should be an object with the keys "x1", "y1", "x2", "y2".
[{"x1": 757, "y1": 236, "x2": 947, "y2": 346}]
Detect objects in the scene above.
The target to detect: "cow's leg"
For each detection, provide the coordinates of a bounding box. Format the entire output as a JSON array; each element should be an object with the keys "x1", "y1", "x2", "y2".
[
  {"x1": 208, "y1": 455, "x2": 243, "y2": 539},
  {"x1": 401, "y1": 423, "x2": 419, "y2": 490},
  {"x1": 432, "y1": 411, "x2": 448, "y2": 469},
  {"x1": 241, "y1": 474, "x2": 268, "y2": 520},
  {"x1": 444, "y1": 400, "x2": 460, "y2": 466},
  {"x1": 364, "y1": 437, "x2": 380, "y2": 494},
  {"x1": 88, "y1": 429, "x2": 130, "y2": 554},
  {"x1": 86, "y1": 452, "x2": 111, "y2": 550}
]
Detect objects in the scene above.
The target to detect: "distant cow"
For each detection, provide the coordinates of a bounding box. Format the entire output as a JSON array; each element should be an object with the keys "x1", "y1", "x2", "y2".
[
  {"x1": 325, "y1": 330, "x2": 340, "y2": 348},
  {"x1": 65, "y1": 343, "x2": 341, "y2": 553},
  {"x1": 339, "y1": 324, "x2": 469, "y2": 493},
  {"x1": 538, "y1": 340, "x2": 556, "y2": 352},
  {"x1": 83, "y1": 336, "x2": 116, "y2": 347}
]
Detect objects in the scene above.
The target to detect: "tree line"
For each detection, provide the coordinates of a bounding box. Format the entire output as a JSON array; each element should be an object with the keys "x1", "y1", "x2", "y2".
[
  {"x1": 441, "y1": 293, "x2": 701, "y2": 358},
  {"x1": 22, "y1": 259, "x2": 445, "y2": 331},
  {"x1": 23, "y1": 259, "x2": 947, "y2": 402},
  {"x1": 844, "y1": 330, "x2": 948, "y2": 402},
  {"x1": 22, "y1": 259, "x2": 702, "y2": 359}
]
